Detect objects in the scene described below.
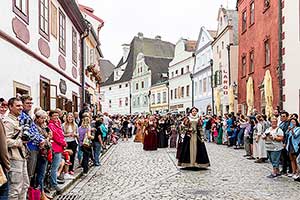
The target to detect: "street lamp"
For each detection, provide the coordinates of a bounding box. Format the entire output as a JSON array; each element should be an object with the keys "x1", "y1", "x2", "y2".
[{"x1": 210, "y1": 59, "x2": 215, "y2": 115}]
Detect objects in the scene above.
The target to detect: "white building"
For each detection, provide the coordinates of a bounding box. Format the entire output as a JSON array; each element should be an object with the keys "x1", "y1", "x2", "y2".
[
  {"x1": 0, "y1": 0, "x2": 87, "y2": 112},
  {"x1": 101, "y1": 33, "x2": 174, "y2": 115},
  {"x1": 211, "y1": 6, "x2": 238, "y2": 115},
  {"x1": 169, "y1": 39, "x2": 196, "y2": 113},
  {"x1": 282, "y1": 1, "x2": 300, "y2": 113},
  {"x1": 150, "y1": 81, "x2": 169, "y2": 114},
  {"x1": 193, "y1": 27, "x2": 216, "y2": 114}
]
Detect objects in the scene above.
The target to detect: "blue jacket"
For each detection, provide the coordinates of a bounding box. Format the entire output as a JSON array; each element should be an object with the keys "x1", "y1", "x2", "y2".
[
  {"x1": 20, "y1": 111, "x2": 44, "y2": 151},
  {"x1": 286, "y1": 126, "x2": 300, "y2": 153},
  {"x1": 100, "y1": 124, "x2": 108, "y2": 138}
]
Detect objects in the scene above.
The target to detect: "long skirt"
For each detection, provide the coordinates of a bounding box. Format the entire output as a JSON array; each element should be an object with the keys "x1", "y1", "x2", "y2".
[
  {"x1": 134, "y1": 128, "x2": 144, "y2": 143},
  {"x1": 158, "y1": 131, "x2": 168, "y2": 148},
  {"x1": 178, "y1": 133, "x2": 210, "y2": 168},
  {"x1": 143, "y1": 132, "x2": 158, "y2": 151}
]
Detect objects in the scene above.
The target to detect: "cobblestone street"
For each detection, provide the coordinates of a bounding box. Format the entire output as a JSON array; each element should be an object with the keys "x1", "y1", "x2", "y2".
[{"x1": 61, "y1": 140, "x2": 300, "y2": 200}]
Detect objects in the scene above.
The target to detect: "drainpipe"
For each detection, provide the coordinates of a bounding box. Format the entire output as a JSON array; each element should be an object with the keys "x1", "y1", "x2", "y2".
[
  {"x1": 278, "y1": 0, "x2": 283, "y2": 110},
  {"x1": 81, "y1": 25, "x2": 90, "y2": 109},
  {"x1": 227, "y1": 43, "x2": 234, "y2": 86},
  {"x1": 210, "y1": 59, "x2": 215, "y2": 114},
  {"x1": 191, "y1": 53, "x2": 196, "y2": 107}
]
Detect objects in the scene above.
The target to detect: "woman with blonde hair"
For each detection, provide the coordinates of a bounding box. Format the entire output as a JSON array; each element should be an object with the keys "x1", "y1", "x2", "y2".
[
  {"x1": 78, "y1": 116, "x2": 94, "y2": 174},
  {"x1": 62, "y1": 113, "x2": 78, "y2": 175}
]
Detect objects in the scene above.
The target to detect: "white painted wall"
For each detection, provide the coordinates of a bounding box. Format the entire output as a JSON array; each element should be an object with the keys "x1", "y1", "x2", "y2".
[
  {"x1": 101, "y1": 82, "x2": 130, "y2": 115},
  {"x1": 282, "y1": 1, "x2": 300, "y2": 113},
  {"x1": 169, "y1": 40, "x2": 194, "y2": 113},
  {"x1": 0, "y1": 0, "x2": 82, "y2": 108},
  {"x1": 193, "y1": 27, "x2": 213, "y2": 114}
]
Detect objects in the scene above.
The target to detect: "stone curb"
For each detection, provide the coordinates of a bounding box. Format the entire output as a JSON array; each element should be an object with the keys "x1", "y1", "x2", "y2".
[{"x1": 52, "y1": 143, "x2": 115, "y2": 198}]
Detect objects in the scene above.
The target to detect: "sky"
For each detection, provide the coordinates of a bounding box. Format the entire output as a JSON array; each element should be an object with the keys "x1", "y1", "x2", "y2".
[{"x1": 78, "y1": 0, "x2": 237, "y2": 65}]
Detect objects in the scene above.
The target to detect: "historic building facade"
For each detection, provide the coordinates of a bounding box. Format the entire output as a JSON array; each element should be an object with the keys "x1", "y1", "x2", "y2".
[
  {"x1": 168, "y1": 38, "x2": 195, "y2": 113},
  {"x1": 237, "y1": 0, "x2": 280, "y2": 114},
  {"x1": 0, "y1": 0, "x2": 88, "y2": 112},
  {"x1": 101, "y1": 33, "x2": 174, "y2": 115},
  {"x1": 211, "y1": 6, "x2": 238, "y2": 115},
  {"x1": 281, "y1": 0, "x2": 300, "y2": 113},
  {"x1": 193, "y1": 27, "x2": 215, "y2": 114}
]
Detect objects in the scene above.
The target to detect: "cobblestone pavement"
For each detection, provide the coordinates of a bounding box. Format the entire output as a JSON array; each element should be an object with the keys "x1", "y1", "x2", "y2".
[{"x1": 61, "y1": 140, "x2": 300, "y2": 200}]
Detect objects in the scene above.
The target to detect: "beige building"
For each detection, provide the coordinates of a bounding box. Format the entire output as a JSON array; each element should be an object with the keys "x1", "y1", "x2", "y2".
[
  {"x1": 150, "y1": 81, "x2": 169, "y2": 114},
  {"x1": 211, "y1": 6, "x2": 238, "y2": 115}
]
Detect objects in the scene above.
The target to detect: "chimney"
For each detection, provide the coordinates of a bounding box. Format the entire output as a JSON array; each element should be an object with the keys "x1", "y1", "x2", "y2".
[
  {"x1": 137, "y1": 32, "x2": 144, "y2": 39},
  {"x1": 122, "y1": 44, "x2": 130, "y2": 62},
  {"x1": 155, "y1": 35, "x2": 161, "y2": 40}
]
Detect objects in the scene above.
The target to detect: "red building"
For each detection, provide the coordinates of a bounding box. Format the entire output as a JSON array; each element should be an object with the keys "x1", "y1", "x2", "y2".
[{"x1": 237, "y1": 0, "x2": 281, "y2": 114}]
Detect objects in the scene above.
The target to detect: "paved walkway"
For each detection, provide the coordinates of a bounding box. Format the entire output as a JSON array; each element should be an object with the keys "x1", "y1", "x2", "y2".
[{"x1": 59, "y1": 140, "x2": 300, "y2": 200}]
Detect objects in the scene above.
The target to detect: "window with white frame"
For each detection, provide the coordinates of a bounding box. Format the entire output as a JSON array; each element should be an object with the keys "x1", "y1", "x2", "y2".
[
  {"x1": 157, "y1": 93, "x2": 161, "y2": 104},
  {"x1": 162, "y1": 92, "x2": 167, "y2": 103}
]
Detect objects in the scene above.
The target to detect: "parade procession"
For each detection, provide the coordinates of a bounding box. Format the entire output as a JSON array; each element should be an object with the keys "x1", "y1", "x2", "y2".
[{"x1": 1, "y1": 0, "x2": 300, "y2": 200}]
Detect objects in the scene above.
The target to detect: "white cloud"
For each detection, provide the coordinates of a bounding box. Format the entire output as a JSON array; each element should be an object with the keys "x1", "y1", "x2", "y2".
[{"x1": 78, "y1": 0, "x2": 237, "y2": 65}]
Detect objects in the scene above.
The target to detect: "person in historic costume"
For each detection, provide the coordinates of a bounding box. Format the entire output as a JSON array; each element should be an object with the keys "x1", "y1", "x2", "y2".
[
  {"x1": 143, "y1": 116, "x2": 158, "y2": 151},
  {"x1": 178, "y1": 107, "x2": 210, "y2": 168},
  {"x1": 134, "y1": 117, "x2": 144, "y2": 143},
  {"x1": 157, "y1": 117, "x2": 168, "y2": 148},
  {"x1": 169, "y1": 125, "x2": 178, "y2": 148},
  {"x1": 176, "y1": 117, "x2": 189, "y2": 159}
]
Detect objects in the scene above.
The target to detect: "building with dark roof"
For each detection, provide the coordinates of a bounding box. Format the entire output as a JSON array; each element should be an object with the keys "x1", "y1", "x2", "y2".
[{"x1": 100, "y1": 33, "x2": 174, "y2": 114}]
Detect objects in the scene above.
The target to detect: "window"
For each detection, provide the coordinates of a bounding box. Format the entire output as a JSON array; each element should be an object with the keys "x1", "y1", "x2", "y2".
[
  {"x1": 125, "y1": 97, "x2": 128, "y2": 106},
  {"x1": 199, "y1": 80, "x2": 202, "y2": 95},
  {"x1": 203, "y1": 78, "x2": 207, "y2": 93},
  {"x1": 157, "y1": 93, "x2": 161, "y2": 104},
  {"x1": 59, "y1": 10, "x2": 66, "y2": 54},
  {"x1": 171, "y1": 72, "x2": 174, "y2": 78},
  {"x1": 175, "y1": 70, "x2": 178, "y2": 75},
  {"x1": 163, "y1": 92, "x2": 167, "y2": 103},
  {"x1": 13, "y1": 0, "x2": 29, "y2": 24},
  {"x1": 152, "y1": 94, "x2": 155, "y2": 105},
  {"x1": 174, "y1": 89, "x2": 177, "y2": 99},
  {"x1": 222, "y1": 41, "x2": 224, "y2": 49},
  {"x1": 51, "y1": 2, "x2": 57, "y2": 38},
  {"x1": 90, "y1": 49, "x2": 95, "y2": 65},
  {"x1": 40, "y1": 77, "x2": 50, "y2": 111},
  {"x1": 119, "y1": 85, "x2": 122, "y2": 88},
  {"x1": 181, "y1": 68, "x2": 184, "y2": 75},
  {"x1": 242, "y1": 55, "x2": 247, "y2": 76},
  {"x1": 125, "y1": 83, "x2": 128, "y2": 87},
  {"x1": 119, "y1": 98, "x2": 122, "y2": 107},
  {"x1": 136, "y1": 83, "x2": 139, "y2": 90},
  {"x1": 242, "y1": 10, "x2": 247, "y2": 32},
  {"x1": 170, "y1": 90, "x2": 173, "y2": 100},
  {"x1": 141, "y1": 81, "x2": 144, "y2": 88},
  {"x1": 249, "y1": 51, "x2": 254, "y2": 73},
  {"x1": 39, "y1": 0, "x2": 49, "y2": 40},
  {"x1": 109, "y1": 87, "x2": 111, "y2": 90},
  {"x1": 250, "y1": 2, "x2": 255, "y2": 25},
  {"x1": 265, "y1": 40, "x2": 270, "y2": 66},
  {"x1": 137, "y1": 97, "x2": 140, "y2": 106},
  {"x1": 186, "y1": 85, "x2": 190, "y2": 97},
  {"x1": 186, "y1": 65, "x2": 189, "y2": 72},
  {"x1": 180, "y1": 87, "x2": 184, "y2": 98},
  {"x1": 144, "y1": 95, "x2": 148, "y2": 106},
  {"x1": 72, "y1": 28, "x2": 77, "y2": 64},
  {"x1": 109, "y1": 100, "x2": 112, "y2": 108},
  {"x1": 264, "y1": 0, "x2": 270, "y2": 8}
]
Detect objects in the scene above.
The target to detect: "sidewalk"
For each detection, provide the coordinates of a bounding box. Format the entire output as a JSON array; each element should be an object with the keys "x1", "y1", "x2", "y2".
[{"x1": 50, "y1": 143, "x2": 115, "y2": 198}]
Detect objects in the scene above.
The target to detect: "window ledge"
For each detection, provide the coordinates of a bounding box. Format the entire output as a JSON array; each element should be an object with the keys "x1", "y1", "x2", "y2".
[
  {"x1": 264, "y1": 63, "x2": 271, "y2": 68},
  {"x1": 263, "y1": 5, "x2": 270, "y2": 14},
  {"x1": 241, "y1": 29, "x2": 247, "y2": 35},
  {"x1": 249, "y1": 22, "x2": 255, "y2": 28},
  {"x1": 248, "y1": 71, "x2": 254, "y2": 75},
  {"x1": 241, "y1": 75, "x2": 247, "y2": 79}
]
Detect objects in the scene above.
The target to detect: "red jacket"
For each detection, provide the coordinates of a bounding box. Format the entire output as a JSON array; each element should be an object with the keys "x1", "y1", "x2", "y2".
[{"x1": 48, "y1": 120, "x2": 67, "y2": 153}]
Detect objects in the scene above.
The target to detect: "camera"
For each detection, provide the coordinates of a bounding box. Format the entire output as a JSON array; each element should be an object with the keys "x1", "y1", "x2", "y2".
[{"x1": 20, "y1": 118, "x2": 32, "y2": 141}]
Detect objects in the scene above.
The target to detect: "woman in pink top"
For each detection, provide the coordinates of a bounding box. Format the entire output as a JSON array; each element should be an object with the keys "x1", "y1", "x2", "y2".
[{"x1": 48, "y1": 110, "x2": 67, "y2": 191}]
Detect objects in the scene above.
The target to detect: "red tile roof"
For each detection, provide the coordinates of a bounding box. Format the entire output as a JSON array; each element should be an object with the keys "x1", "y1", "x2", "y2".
[{"x1": 79, "y1": 4, "x2": 104, "y2": 24}]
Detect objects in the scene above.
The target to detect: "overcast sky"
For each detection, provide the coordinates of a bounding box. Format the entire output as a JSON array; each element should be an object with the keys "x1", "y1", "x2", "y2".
[{"x1": 78, "y1": 0, "x2": 237, "y2": 65}]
